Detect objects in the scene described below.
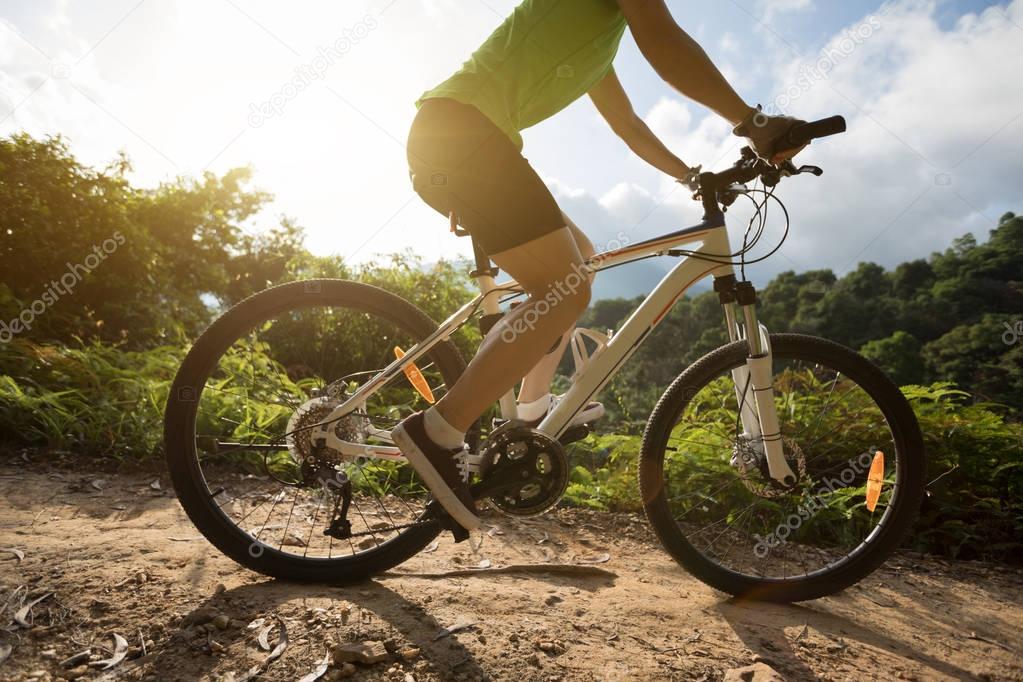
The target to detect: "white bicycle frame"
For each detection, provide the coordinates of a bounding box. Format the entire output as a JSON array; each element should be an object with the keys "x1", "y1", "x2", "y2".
[{"x1": 317, "y1": 217, "x2": 797, "y2": 485}]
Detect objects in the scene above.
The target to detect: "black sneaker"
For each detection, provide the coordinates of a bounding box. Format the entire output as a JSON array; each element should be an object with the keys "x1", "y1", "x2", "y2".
[{"x1": 391, "y1": 412, "x2": 480, "y2": 532}]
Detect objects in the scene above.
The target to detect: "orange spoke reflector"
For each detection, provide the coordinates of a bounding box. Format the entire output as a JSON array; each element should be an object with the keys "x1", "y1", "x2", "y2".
[
  {"x1": 394, "y1": 346, "x2": 435, "y2": 404},
  {"x1": 865, "y1": 450, "x2": 885, "y2": 512}
]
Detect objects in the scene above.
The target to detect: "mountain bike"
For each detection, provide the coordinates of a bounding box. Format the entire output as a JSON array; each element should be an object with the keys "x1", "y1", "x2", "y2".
[{"x1": 164, "y1": 116, "x2": 926, "y2": 602}]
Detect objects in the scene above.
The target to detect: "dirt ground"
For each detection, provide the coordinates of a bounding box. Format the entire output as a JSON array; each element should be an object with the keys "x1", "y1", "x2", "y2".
[{"x1": 1, "y1": 457, "x2": 1021, "y2": 682}]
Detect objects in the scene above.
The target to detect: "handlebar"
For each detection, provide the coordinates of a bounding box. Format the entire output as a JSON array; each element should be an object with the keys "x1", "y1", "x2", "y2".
[
  {"x1": 696, "y1": 115, "x2": 846, "y2": 213},
  {"x1": 782, "y1": 115, "x2": 847, "y2": 148}
]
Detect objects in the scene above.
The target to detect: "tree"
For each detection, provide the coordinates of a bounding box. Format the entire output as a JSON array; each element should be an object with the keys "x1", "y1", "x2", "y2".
[{"x1": 860, "y1": 331, "x2": 924, "y2": 386}]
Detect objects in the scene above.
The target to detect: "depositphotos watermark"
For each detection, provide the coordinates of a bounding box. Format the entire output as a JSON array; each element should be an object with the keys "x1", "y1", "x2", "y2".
[
  {"x1": 499, "y1": 233, "x2": 630, "y2": 344},
  {"x1": 757, "y1": 15, "x2": 882, "y2": 119},
  {"x1": 753, "y1": 449, "x2": 876, "y2": 558},
  {"x1": 247, "y1": 16, "x2": 379, "y2": 127},
  {"x1": 0, "y1": 231, "x2": 126, "y2": 344},
  {"x1": 1003, "y1": 320, "x2": 1022, "y2": 346}
]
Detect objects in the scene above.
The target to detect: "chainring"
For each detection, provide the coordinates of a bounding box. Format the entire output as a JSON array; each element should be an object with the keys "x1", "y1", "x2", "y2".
[{"x1": 480, "y1": 426, "x2": 569, "y2": 517}]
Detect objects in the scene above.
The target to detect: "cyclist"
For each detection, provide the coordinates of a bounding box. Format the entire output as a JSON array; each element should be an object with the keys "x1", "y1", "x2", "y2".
[{"x1": 393, "y1": 0, "x2": 805, "y2": 532}]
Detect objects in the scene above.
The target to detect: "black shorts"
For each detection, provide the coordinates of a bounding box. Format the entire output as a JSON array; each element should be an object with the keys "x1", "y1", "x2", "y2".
[{"x1": 406, "y1": 98, "x2": 565, "y2": 255}]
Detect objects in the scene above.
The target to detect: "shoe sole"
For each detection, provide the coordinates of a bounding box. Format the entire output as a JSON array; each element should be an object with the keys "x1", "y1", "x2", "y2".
[{"x1": 391, "y1": 424, "x2": 481, "y2": 532}]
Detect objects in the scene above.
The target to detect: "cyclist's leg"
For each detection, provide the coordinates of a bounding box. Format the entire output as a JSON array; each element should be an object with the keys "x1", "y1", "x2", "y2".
[
  {"x1": 517, "y1": 214, "x2": 594, "y2": 405},
  {"x1": 434, "y1": 226, "x2": 591, "y2": 431}
]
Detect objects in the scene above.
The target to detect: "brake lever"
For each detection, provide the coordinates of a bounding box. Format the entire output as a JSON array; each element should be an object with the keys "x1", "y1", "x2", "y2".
[{"x1": 797, "y1": 164, "x2": 823, "y2": 176}]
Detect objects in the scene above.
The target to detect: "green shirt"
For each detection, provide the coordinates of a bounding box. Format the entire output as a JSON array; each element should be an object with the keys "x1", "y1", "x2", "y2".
[{"x1": 419, "y1": 0, "x2": 628, "y2": 150}]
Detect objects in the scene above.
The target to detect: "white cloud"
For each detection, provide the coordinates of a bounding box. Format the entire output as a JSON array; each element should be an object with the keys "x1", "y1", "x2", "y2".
[
  {"x1": 636, "y1": 0, "x2": 1023, "y2": 282},
  {"x1": 759, "y1": 0, "x2": 814, "y2": 24}
]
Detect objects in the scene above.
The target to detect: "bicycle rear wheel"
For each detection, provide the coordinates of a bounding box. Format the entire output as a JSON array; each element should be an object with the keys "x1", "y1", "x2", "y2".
[
  {"x1": 640, "y1": 334, "x2": 925, "y2": 602},
  {"x1": 164, "y1": 279, "x2": 471, "y2": 582}
]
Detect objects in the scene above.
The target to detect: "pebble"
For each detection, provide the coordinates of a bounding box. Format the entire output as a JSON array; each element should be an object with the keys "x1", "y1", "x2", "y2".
[
  {"x1": 65, "y1": 666, "x2": 90, "y2": 681},
  {"x1": 399, "y1": 646, "x2": 421, "y2": 661},
  {"x1": 212, "y1": 615, "x2": 231, "y2": 630},
  {"x1": 333, "y1": 640, "x2": 390, "y2": 665}
]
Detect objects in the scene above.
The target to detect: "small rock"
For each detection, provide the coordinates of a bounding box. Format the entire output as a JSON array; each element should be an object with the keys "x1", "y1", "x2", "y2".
[
  {"x1": 212, "y1": 615, "x2": 231, "y2": 631},
  {"x1": 399, "y1": 647, "x2": 421, "y2": 662},
  {"x1": 536, "y1": 640, "x2": 565, "y2": 654},
  {"x1": 333, "y1": 640, "x2": 389, "y2": 665},
  {"x1": 330, "y1": 662, "x2": 357, "y2": 679},
  {"x1": 214, "y1": 583, "x2": 226, "y2": 595},
  {"x1": 723, "y1": 662, "x2": 785, "y2": 682},
  {"x1": 182, "y1": 607, "x2": 219, "y2": 627},
  {"x1": 544, "y1": 595, "x2": 563, "y2": 607}
]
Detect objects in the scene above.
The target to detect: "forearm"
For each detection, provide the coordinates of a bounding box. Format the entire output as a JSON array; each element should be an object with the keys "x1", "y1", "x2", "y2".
[
  {"x1": 645, "y1": 29, "x2": 749, "y2": 125},
  {"x1": 616, "y1": 115, "x2": 689, "y2": 178},
  {"x1": 617, "y1": 0, "x2": 752, "y2": 125}
]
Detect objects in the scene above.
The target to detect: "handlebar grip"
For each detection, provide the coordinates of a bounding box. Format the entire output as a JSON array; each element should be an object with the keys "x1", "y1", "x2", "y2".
[{"x1": 784, "y1": 115, "x2": 847, "y2": 147}]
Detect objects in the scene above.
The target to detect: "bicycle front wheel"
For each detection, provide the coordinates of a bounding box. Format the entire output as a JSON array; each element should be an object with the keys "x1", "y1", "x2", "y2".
[
  {"x1": 165, "y1": 279, "x2": 471, "y2": 582},
  {"x1": 640, "y1": 334, "x2": 925, "y2": 602}
]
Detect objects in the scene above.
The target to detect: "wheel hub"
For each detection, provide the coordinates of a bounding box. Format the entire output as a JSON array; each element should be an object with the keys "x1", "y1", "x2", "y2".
[{"x1": 731, "y1": 436, "x2": 806, "y2": 498}]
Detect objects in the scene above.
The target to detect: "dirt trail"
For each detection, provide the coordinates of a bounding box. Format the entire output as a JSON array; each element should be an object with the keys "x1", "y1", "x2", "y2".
[{"x1": 1, "y1": 460, "x2": 1021, "y2": 681}]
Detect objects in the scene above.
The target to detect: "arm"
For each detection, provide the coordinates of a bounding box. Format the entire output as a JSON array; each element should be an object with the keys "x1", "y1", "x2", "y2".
[
  {"x1": 615, "y1": 0, "x2": 753, "y2": 125},
  {"x1": 589, "y1": 69, "x2": 690, "y2": 179}
]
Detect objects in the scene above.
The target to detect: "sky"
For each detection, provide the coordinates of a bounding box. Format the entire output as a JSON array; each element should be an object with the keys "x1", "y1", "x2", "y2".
[{"x1": 2, "y1": 0, "x2": 1022, "y2": 298}]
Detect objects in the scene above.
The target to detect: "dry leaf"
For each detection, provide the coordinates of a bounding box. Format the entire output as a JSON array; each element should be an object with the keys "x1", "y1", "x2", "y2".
[
  {"x1": 0, "y1": 643, "x2": 12, "y2": 665},
  {"x1": 149, "y1": 479, "x2": 161, "y2": 491},
  {"x1": 423, "y1": 540, "x2": 439, "y2": 553},
  {"x1": 576, "y1": 553, "x2": 611, "y2": 564},
  {"x1": 433, "y1": 618, "x2": 476, "y2": 640},
  {"x1": 14, "y1": 592, "x2": 52, "y2": 628},
  {"x1": 297, "y1": 651, "x2": 331, "y2": 682},
  {"x1": 91, "y1": 633, "x2": 128, "y2": 670},
  {"x1": 239, "y1": 617, "x2": 288, "y2": 681},
  {"x1": 257, "y1": 621, "x2": 276, "y2": 651},
  {"x1": 0, "y1": 548, "x2": 24, "y2": 563},
  {"x1": 91, "y1": 479, "x2": 107, "y2": 491}
]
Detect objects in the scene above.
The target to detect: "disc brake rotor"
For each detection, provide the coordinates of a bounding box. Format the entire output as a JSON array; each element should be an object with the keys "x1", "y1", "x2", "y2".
[{"x1": 731, "y1": 436, "x2": 807, "y2": 499}]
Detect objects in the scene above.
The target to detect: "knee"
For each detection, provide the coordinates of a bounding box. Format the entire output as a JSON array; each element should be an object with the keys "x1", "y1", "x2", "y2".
[{"x1": 549, "y1": 272, "x2": 591, "y2": 318}]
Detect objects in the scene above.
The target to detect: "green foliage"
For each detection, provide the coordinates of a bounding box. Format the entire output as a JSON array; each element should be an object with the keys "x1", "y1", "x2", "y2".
[
  {"x1": 562, "y1": 434, "x2": 643, "y2": 511},
  {"x1": 2, "y1": 133, "x2": 1022, "y2": 562},
  {"x1": 0, "y1": 338, "x2": 180, "y2": 459},
  {"x1": 902, "y1": 383, "x2": 1023, "y2": 560}
]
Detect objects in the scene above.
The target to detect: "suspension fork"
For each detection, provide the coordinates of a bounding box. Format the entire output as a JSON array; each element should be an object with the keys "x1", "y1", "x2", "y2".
[{"x1": 715, "y1": 276, "x2": 796, "y2": 485}]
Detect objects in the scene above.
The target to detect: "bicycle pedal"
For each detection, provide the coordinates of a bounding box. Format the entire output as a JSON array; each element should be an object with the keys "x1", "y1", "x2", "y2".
[
  {"x1": 559, "y1": 424, "x2": 590, "y2": 446},
  {"x1": 425, "y1": 500, "x2": 471, "y2": 543}
]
